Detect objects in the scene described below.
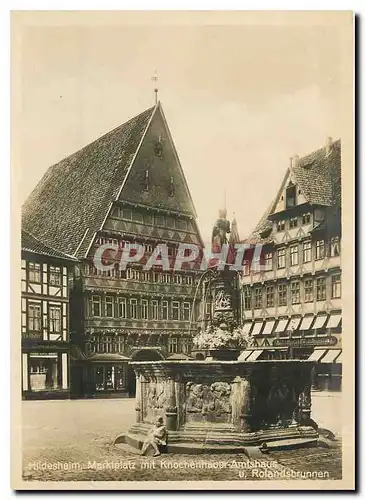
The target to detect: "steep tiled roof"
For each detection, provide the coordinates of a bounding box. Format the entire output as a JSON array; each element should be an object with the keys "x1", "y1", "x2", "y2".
[
  {"x1": 22, "y1": 105, "x2": 155, "y2": 259},
  {"x1": 291, "y1": 139, "x2": 341, "y2": 207},
  {"x1": 242, "y1": 139, "x2": 341, "y2": 244},
  {"x1": 21, "y1": 230, "x2": 78, "y2": 261}
]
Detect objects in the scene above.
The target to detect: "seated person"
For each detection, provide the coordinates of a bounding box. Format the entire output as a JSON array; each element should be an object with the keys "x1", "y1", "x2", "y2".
[{"x1": 141, "y1": 416, "x2": 168, "y2": 457}]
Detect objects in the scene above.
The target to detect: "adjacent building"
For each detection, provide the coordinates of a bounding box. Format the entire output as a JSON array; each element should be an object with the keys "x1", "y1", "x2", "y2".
[
  {"x1": 21, "y1": 230, "x2": 77, "y2": 399},
  {"x1": 22, "y1": 102, "x2": 204, "y2": 398},
  {"x1": 239, "y1": 138, "x2": 342, "y2": 391}
]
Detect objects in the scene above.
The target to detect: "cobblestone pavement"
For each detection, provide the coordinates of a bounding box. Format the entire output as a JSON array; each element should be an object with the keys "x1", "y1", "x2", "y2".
[{"x1": 21, "y1": 393, "x2": 342, "y2": 482}]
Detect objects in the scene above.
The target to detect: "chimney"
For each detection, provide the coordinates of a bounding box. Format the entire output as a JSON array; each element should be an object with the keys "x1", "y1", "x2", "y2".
[
  {"x1": 326, "y1": 136, "x2": 333, "y2": 155},
  {"x1": 292, "y1": 154, "x2": 299, "y2": 168}
]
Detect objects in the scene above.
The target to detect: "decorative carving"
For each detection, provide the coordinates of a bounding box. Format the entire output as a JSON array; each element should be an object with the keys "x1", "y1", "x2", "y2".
[
  {"x1": 186, "y1": 381, "x2": 232, "y2": 421},
  {"x1": 215, "y1": 290, "x2": 231, "y2": 310}
]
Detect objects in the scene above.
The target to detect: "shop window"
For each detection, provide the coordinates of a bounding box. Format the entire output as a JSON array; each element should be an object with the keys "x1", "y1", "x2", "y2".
[{"x1": 29, "y1": 354, "x2": 59, "y2": 391}]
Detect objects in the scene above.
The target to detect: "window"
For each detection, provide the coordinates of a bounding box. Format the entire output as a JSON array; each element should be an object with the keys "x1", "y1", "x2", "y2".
[
  {"x1": 161, "y1": 301, "x2": 169, "y2": 320},
  {"x1": 286, "y1": 184, "x2": 296, "y2": 208},
  {"x1": 331, "y1": 274, "x2": 341, "y2": 298},
  {"x1": 289, "y1": 245, "x2": 298, "y2": 266},
  {"x1": 183, "y1": 302, "x2": 191, "y2": 321},
  {"x1": 28, "y1": 303, "x2": 41, "y2": 331},
  {"x1": 141, "y1": 299, "x2": 148, "y2": 320},
  {"x1": 266, "y1": 285, "x2": 274, "y2": 307},
  {"x1": 302, "y1": 213, "x2": 311, "y2": 225},
  {"x1": 330, "y1": 237, "x2": 341, "y2": 257},
  {"x1": 277, "y1": 248, "x2": 286, "y2": 269},
  {"x1": 155, "y1": 215, "x2": 165, "y2": 227},
  {"x1": 316, "y1": 277, "x2": 326, "y2": 301},
  {"x1": 181, "y1": 338, "x2": 190, "y2": 354},
  {"x1": 28, "y1": 262, "x2": 41, "y2": 283},
  {"x1": 130, "y1": 298, "x2": 138, "y2": 319},
  {"x1": 172, "y1": 301, "x2": 180, "y2": 320},
  {"x1": 277, "y1": 220, "x2": 285, "y2": 232},
  {"x1": 92, "y1": 296, "x2": 101, "y2": 317},
  {"x1": 185, "y1": 275, "x2": 193, "y2": 285},
  {"x1": 176, "y1": 219, "x2": 188, "y2": 231},
  {"x1": 105, "y1": 297, "x2": 114, "y2": 317},
  {"x1": 132, "y1": 211, "x2": 143, "y2": 222},
  {"x1": 161, "y1": 273, "x2": 171, "y2": 284},
  {"x1": 243, "y1": 260, "x2": 251, "y2": 276},
  {"x1": 254, "y1": 288, "x2": 262, "y2": 309},
  {"x1": 49, "y1": 266, "x2": 61, "y2": 286},
  {"x1": 118, "y1": 298, "x2": 127, "y2": 319},
  {"x1": 303, "y1": 241, "x2": 312, "y2": 263},
  {"x1": 49, "y1": 306, "x2": 61, "y2": 333},
  {"x1": 173, "y1": 273, "x2": 182, "y2": 284},
  {"x1": 112, "y1": 206, "x2": 120, "y2": 218},
  {"x1": 151, "y1": 300, "x2": 159, "y2": 320},
  {"x1": 278, "y1": 283, "x2": 287, "y2": 306},
  {"x1": 315, "y1": 240, "x2": 325, "y2": 260},
  {"x1": 304, "y1": 279, "x2": 313, "y2": 302},
  {"x1": 264, "y1": 252, "x2": 273, "y2": 271},
  {"x1": 289, "y1": 217, "x2": 298, "y2": 229},
  {"x1": 121, "y1": 208, "x2": 132, "y2": 220},
  {"x1": 243, "y1": 288, "x2": 251, "y2": 310},
  {"x1": 291, "y1": 281, "x2": 300, "y2": 304},
  {"x1": 168, "y1": 337, "x2": 178, "y2": 354}
]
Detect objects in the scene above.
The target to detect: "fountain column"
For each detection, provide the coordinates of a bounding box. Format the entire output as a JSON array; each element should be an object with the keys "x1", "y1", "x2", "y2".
[
  {"x1": 165, "y1": 377, "x2": 178, "y2": 431},
  {"x1": 135, "y1": 373, "x2": 142, "y2": 423}
]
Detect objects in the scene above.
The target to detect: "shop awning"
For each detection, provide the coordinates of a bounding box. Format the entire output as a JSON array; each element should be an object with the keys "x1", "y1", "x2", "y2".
[
  {"x1": 238, "y1": 350, "x2": 254, "y2": 361},
  {"x1": 326, "y1": 314, "x2": 342, "y2": 329},
  {"x1": 246, "y1": 349, "x2": 264, "y2": 361},
  {"x1": 262, "y1": 320, "x2": 276, "y2": 335},
  {"x1": 287, "y1": 317, "x2": 301, "y2": 332},
  {"x1": 242, "y1": 322, "x2": 253, "y2": 335},
  {"x1": 251, "y1": 321, "x2": 264, "y2": 336},
  {"x1": 335, "y1": 352, "x2": 343, "y2": 363},
  {"x1": 275, "y1": 318, "x2": 289, "y2": 333},
  {"x1": 320, "y1": 349, "x2": 342, "y2": 363},
  {"x1": 307, "y1": 349, "x2": 327, "y2": 362},
  {"x1": 87, "y1": 353, "x2": 130, "y2": 363},
  {"x1": 312, "y1": 315, "x2": 328, "y2": 329},
  {"x1": 300, "y1": 316, "x2": 315, "y2": 330}
]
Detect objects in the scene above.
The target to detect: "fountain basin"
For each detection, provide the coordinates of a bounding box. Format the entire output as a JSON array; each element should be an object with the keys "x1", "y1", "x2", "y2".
[{"x1": 120, "y1": 360, "x2": 318, "y2": 454}]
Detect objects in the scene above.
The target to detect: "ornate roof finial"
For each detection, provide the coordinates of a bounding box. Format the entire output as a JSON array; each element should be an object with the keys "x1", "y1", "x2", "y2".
[{"x1": 151, "y1": 70, "x2": 158, "y2": 105}]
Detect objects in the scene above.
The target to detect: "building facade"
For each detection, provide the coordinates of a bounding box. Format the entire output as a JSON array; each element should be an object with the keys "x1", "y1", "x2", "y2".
[
  {"x1": 22, "y1": 102, "x2": 204, "y2": 398},
  {"x1": 21, "y1": 230, "x2": 77, "y2": 399},
  {"x1": 239, "y1": 138, "x2": 342, "y2": 391}
]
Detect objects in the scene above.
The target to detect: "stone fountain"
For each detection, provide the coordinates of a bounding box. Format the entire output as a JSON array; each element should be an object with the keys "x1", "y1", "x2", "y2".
[{"x1": 116, "y1": 210, "x2": 318, "y2": 454}]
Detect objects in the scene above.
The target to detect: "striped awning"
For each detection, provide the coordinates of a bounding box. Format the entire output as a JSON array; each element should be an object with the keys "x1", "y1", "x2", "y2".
[
  {"x1": 262, "y1": 320, "x2": 276, "y2": 335},
  {"x1": 327, "y1": 314, "x2": 342, "y2": 329},
  {"x1": 312, "y1": 315, "x2": 328, "y2": 329},
  {"x1": 320, "y1": 349, "x2": 342, "y2": 363},
  {"x1": 275, "y1": 318, "x2": 289, "y2": 333},
  {"x1": 238, "y1": 350, "x2": 254, "y2": 361},
  {"x1": 287, "y1": 317, "x2": 301, "y2": 331},
  {"x1": 242, "y1": 322, "x2": 253, "y2": 335},
  {"x1": 251, "y1": 321, "x2": 264, "y2": 336},
  {"x1": 300, "y1": 315, "x2": 315, "y2": 330},
  {"x1": 307, "y1": 349, "x2": 327, "y2": 362},
  {"x1": 246, "y1": 349, "x2": 263, "y2": 361}
]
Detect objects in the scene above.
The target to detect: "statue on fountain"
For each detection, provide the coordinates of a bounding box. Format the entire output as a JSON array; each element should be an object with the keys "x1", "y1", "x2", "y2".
[{"x1": 211, "y1": 207, "x2": 231, "y2": 249}]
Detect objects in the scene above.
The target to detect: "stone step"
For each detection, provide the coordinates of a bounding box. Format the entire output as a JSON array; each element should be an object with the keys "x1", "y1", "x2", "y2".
[{"x1": 260, "y1": 437, "x2": 318, "y2": 452}]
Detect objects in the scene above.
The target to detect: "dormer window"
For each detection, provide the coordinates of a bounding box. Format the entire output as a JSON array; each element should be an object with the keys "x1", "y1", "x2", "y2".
[{"x1": 286, "y1": 183, "x2": 296, "y2": 208}]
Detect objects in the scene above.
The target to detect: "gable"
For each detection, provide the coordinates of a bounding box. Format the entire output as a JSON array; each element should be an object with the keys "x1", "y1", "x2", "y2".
[
  {"x1": 118, "y1": 104, "x2": 197, "y2": 217},
  {"x1": 271, "y1": 170, "x2": 309, "y2": 215}
]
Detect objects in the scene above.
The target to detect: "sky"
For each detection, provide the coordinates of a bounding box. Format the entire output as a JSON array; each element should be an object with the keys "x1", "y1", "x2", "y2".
[{"x1": 15, "y1": 11, "x2": 350, "y2": 243}]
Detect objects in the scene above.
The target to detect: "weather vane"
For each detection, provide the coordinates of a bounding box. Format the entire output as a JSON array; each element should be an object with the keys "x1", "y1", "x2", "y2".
[{"x1": 151, "y1": 70, "x2": 158, "y2": 104}]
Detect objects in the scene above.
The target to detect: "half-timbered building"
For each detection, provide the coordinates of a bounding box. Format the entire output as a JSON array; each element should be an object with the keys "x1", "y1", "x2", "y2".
[
  {"x1": 21, "y1": 230, "x2": 77, "y2": 399},
  {"x1": 239, "y1": 138, "x2": 342, "y2": 391},
  {"x1": 22, "y1": 102, "x2": 204, "y2": 398}
]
